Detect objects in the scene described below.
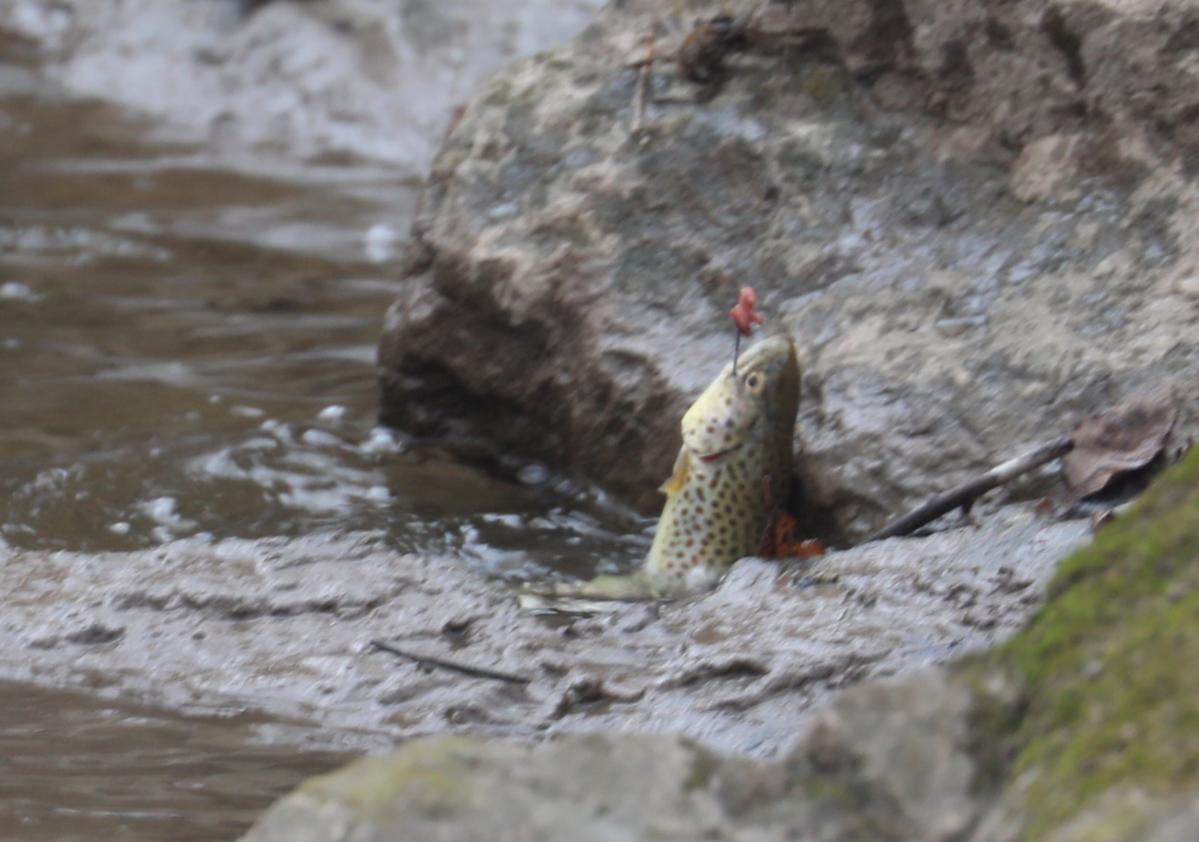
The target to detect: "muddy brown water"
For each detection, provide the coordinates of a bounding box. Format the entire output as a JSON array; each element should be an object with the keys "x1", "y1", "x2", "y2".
[
  {"x1": 0, "y1": 681, "x2": 356, "y2": 842},
  {"x1": 0, "y1": 44, "x2": 643, "y2": 841}
]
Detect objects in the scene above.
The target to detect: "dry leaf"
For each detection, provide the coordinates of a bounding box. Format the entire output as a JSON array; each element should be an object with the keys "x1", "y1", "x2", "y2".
[
  {"x1": 1033, "y1": 496, "x2": 1057, "y2": 518},
  {"x1": 1063, "y1": 390, "x2": 1177, "y2": 498}
]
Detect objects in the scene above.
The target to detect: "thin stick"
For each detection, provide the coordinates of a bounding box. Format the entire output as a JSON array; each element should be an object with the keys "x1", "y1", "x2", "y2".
[
  {"x1": 369, "y1": 639, "x2": 532, "y2": 685},
  {"x1": 732, "y1": 330, "x2": 742, "y2": 375},
  {"x1": 864, "y1": 435, "x2": 1075, "y2": 543},
  {"x1": 631, "y1": 28, "x2": 655, "y2": 134}
]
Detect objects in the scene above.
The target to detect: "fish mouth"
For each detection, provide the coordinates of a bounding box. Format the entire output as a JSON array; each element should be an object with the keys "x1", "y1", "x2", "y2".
[{"x1": 697, "y1": 444, "x2": 740, "y2": 463}]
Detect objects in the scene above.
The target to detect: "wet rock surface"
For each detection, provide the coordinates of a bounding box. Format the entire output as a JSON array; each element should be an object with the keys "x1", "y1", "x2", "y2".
[
  {"x1": 0, "y1": 0, "x2": 603, "y2": 170},
  {"x1": 0, "y1": 509, "x2": 1086, "y2": 755},
  {"x1": 378, "y1": 0, "x2": 1199, "y2": 532}
]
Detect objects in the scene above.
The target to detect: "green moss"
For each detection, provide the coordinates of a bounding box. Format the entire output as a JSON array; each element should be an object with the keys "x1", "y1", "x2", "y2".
[
  {"x1": 961, "y1": 670, "x2": 1025, "y2": 796},
  {"x1": 796, "y1": 65, "x2": 845, "y2": 105},
  {"x1": 790, "y1": 770, "x2": 909, "y2": 839},
  {"x1": 683, "y1": 747, "x2": 723, "y2": 792},
  {"x1": 1039, "y1": 787, "x2": 1176, "y2": 842},
  {"x1": 992, "y1": 448, "x2": 1199, "y2": 838},
  {"x1": 299, "y1": 736, "x2": 488, "y2": 815}
]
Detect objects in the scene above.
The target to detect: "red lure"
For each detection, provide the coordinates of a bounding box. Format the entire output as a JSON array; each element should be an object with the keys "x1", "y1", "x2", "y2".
[{"x1": 729, "y1": 286, "x2": 765, "y2": 336}]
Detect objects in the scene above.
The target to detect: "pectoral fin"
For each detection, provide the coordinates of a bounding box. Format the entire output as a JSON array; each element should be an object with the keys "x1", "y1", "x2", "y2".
[
  {"x1": 658, "y1": 447, "x2": 691, "y2": 496},
  {"x1": 517, "y1": 570, "x2": 660, "y2": 612}
]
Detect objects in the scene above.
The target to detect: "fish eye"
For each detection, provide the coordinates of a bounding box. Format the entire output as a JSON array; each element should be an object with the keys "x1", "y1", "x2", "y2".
[{"x1": 744, "y1": 372, "x2": 763, "y2": 393}]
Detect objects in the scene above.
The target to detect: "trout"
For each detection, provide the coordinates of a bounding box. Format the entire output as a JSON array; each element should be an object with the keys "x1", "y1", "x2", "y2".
[{"x1": 525, "y1": 333, "x2": 800, "y2": 604}]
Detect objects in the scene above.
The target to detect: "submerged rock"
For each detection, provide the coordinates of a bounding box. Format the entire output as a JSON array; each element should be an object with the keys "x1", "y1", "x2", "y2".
[{"x1": 378, "y1": 0, "x2": 1199, "y2": 534}]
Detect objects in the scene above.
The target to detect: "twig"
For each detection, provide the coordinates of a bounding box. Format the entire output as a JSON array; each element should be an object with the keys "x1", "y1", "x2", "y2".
[
  {"x1": 864, "y1": 435, "x2": 1075, "y2": 543},
  {"x1": 369, "y1": 638, "x2": 532, "y2": 685},
  {"x1": 630, "y1": 28, "x2": 655, "y2": 134}
]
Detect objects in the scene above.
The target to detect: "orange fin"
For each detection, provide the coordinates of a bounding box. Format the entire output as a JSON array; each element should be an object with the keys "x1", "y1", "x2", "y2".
[
  {"x1": 759, "y1": 510, "x2": 826, "y2": 559},
  {"x1": 659, "y1": 448, "x2": 690, "y2": 496}
]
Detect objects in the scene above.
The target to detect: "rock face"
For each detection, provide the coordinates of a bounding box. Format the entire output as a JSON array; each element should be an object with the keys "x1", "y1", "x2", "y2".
[
  {"x1": 242, "y1": 441, "x2": 1199, "y2": 842},
  {"x1": 0, "y1": 0, "x2": 603, "y2": 170},
  {"x1": 378, "y1": 0, "x2": 1199, "y2": 532}
]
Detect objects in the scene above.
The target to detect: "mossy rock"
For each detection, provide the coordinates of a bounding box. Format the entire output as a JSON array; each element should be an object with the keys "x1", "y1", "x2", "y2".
[
  {"x1": 978, "y1": 447, "x2": 1199, "y2": 839},
  {"x1": 241, "y1": 733, "x2": 745, "y2": 842}
]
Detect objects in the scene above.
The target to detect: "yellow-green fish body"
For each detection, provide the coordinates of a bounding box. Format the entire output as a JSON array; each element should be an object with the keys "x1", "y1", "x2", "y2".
[
  {"x1": 524, "y1": 334, "x2": 799, "y2": 606},
  {"x1": 642, "y1": 333, "x2": 799, "y2": 595}
]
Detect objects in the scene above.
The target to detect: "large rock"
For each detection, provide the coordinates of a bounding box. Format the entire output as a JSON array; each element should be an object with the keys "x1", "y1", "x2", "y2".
[
  {"x1": 378, "y1": 0, "x2": 1199, "y2": 531},
  {"x1": 241, "y1": 669, "x2": 981, "y2": 842},
  {"x1": 242, "y1": 439, "x2": 1199, "y2": 841},
  {"x1": 0, "y1": 0, "x2": 603, "y2": 170}
]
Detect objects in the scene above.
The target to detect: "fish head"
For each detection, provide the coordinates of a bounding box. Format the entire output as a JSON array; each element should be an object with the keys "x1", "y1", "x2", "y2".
[{"x1": 680, "y1": 334, "x2": 799, "y2": 465}]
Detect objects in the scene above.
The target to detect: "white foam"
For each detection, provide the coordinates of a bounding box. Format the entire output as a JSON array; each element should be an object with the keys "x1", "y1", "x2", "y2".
[{"x1": 0, "y1": 281, "x2": 38, "y2": 301}]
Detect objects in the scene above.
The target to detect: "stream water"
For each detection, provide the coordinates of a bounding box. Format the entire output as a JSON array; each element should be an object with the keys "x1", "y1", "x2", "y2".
[
  {"x1": 0, "y1": 682, "x2": 356, "y2": 842},
  {"x1": 0, "y1": 34, "x2": 643, "y2": 841}
]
